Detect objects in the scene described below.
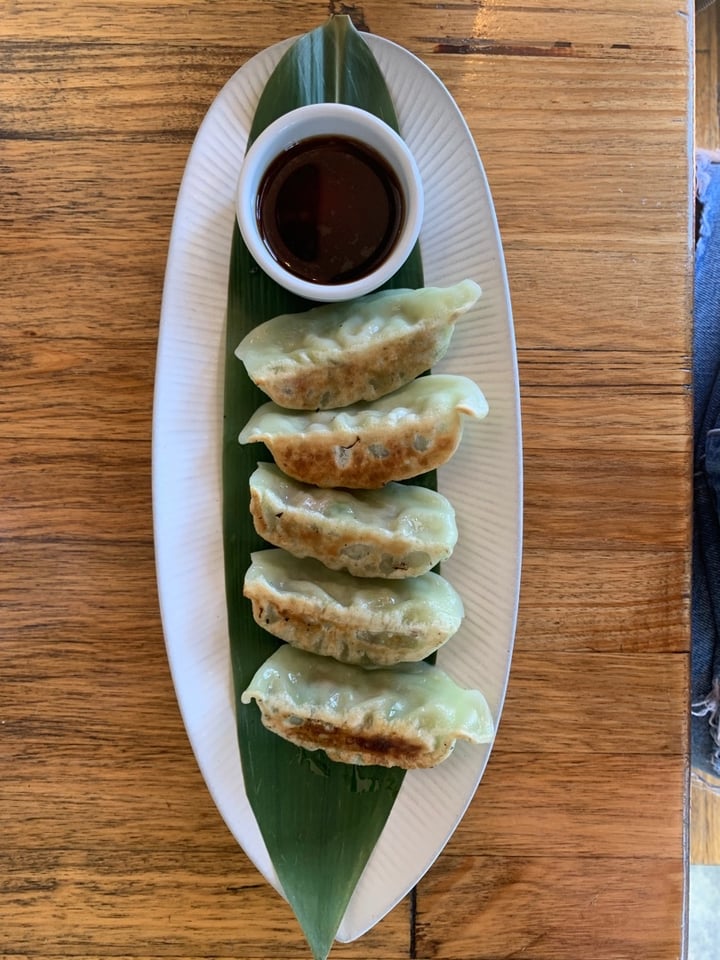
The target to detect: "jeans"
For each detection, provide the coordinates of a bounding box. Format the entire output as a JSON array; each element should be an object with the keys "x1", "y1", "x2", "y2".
[{"x1": 692, "y1": 152, "x2": 720, "y2": 780}]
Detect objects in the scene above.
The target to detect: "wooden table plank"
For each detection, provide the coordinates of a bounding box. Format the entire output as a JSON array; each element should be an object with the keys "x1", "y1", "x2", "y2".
[
  {"x1": 451, "y1": 753, "x2": 686, "y2": 858},
  {"x1": 415, "y1": 854, "x2": 684, "y2": 960},
  {"x1": 501, "y1": 652, "x2": 688, "y2": 754},
  {"x1": 691, "y1": 775, "x2": 720, "y2": 864},
  {"x1": 523, "y1": 449, "x2": 688, "y2": 549},
  {"x1": 0, "y1": 851, "x2": 411, "y2": 958},
  {"x1": 518, "y1": 549, "x2": 688, "y2": 652},
  {"x1": 0, "y1": 0, "x2": 692, "y2": 48},
  {"x1": 695, "y1": 1, "x2": 719, "y2": 150}
]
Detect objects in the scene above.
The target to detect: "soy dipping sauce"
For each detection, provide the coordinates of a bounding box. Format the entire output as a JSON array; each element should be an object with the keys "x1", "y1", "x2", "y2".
[{"x1": 256, "y1": 135, "x2": 404, "y2": 286}]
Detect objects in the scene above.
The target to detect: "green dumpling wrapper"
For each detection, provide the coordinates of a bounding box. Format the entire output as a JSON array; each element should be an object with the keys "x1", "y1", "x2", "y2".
[
  {"x1": 238, "y1": 373, "x2": 488, "y2": 489},
  {"x1": 241, "y1": 644, "x2": 494, "y2": 769},
  {"x1": 243, "y1": 548, "x2": 464, "y2": 666},
  {"x1": 249, "y1": 462, "x2": 458, "y2": 578},
  {"x1": 235, "y1": 280, "x2": 481, "y2": 410}
]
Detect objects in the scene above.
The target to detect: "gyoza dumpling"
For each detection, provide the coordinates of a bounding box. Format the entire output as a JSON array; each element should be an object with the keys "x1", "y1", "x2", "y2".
[
  {"x1": 249, "y1": 462, "x2": 458, "y2": 578},
  {"x1": 235, "y1": 280, "x2": 481, "y2": 410},
  {"x1": 243, "y1": 548, "x2": 464, "y2": 665},
  {"x1": 241, "y1": 644, "x2": 494, "y2": 769},
  {"x1": 238, "y1": 374, "x2": 488, "y2": 489}
]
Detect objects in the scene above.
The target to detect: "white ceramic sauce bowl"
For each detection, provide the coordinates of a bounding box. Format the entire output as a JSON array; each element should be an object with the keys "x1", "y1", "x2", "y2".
[{"x1": 235, "y1": 103, "x2": 424, "y2": 303}]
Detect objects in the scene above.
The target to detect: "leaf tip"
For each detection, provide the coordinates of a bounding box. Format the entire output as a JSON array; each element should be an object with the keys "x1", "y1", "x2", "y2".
[{"x1": 327, "y1": 7, "x2": 369, "y2": 35}]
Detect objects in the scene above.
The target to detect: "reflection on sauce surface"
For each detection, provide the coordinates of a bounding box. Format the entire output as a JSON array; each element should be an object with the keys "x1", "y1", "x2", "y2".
[{"x1": 257, "y1": 135, "x2": 404, "y2": 286}]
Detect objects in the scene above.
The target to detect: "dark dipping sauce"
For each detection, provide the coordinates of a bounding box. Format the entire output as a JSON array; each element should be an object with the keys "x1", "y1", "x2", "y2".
[{"x1": 256, "y1": 134, "x2": 404, "y2": 286}]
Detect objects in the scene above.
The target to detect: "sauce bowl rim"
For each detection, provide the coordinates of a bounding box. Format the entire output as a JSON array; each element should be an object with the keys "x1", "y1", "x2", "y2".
[{"x1": 235, "y1": 102, "x2": 424, "y2": 303}]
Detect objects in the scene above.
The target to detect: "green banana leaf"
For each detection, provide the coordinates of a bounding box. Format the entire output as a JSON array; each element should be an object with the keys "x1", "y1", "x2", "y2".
[{"x1": 223, "y1": 16, "x2": 424, "y2": 960}]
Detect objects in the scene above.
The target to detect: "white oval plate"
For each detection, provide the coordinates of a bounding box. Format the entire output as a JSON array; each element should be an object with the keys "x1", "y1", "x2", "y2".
[{"x1": 153, "y1": 31, "x2": 522, "y2": 945}]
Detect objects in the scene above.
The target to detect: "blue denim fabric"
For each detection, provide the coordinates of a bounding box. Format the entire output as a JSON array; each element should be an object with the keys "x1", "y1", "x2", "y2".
[{"x1": 692, "y1": 153, "x2": 720, "y2": 779}]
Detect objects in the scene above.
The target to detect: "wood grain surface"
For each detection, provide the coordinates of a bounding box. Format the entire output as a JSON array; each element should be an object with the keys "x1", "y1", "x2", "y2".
[
  {"x1": 691, "y1": 774, "x2": 720, "y2": 865},
  {"x1": 1, "y1": 2, "x2": 693, "y2": 958},
  {"x1": 696, "y1": 1, "x2": 719, "y2": 150}
]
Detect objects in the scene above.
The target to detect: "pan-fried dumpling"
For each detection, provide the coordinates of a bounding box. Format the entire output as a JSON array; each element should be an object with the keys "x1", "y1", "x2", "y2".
[
  {"x1": 243, "y1": 548, "x2": 464, "y2": 665},
  {"x1": 235, "y1": 280, "x2": 481, "y2": 410},
  {"x1": 249, "y1": 462, "x2": 458, "y2": 578},
  {"x1": 238, "y1": 374, "x2": 488, "y2": 489},
  {"x1": 241, "y1": 644, "x2": 494, "y2": 769}
]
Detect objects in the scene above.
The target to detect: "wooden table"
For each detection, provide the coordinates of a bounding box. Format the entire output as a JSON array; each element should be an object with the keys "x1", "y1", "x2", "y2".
[{"x1": 1, "y1": 2, "x2": 692, "y2": 958}]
